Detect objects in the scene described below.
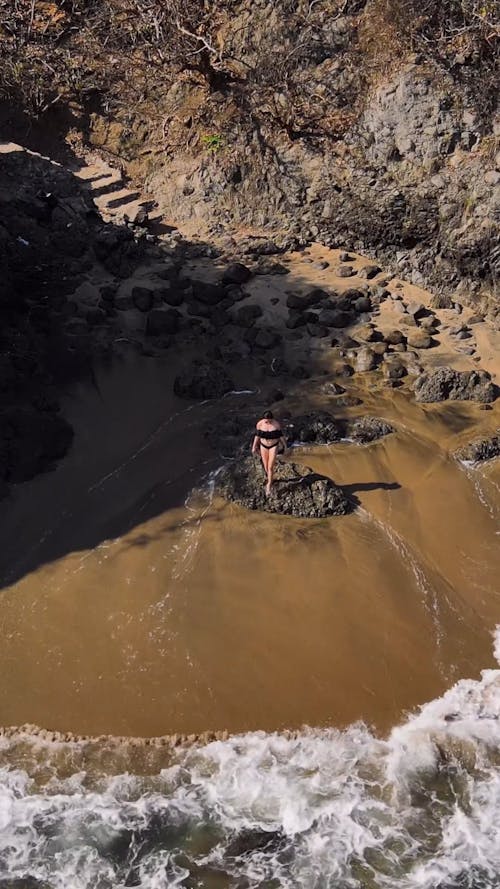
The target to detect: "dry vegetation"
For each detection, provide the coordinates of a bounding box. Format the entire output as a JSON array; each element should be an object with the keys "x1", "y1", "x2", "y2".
[{"x1": 0, "y1": 0, "x2": 497, "y2": 139}]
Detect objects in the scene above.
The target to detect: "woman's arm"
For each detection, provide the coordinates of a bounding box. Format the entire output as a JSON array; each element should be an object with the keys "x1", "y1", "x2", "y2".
[{"x1": 252, "y1": 434, "x2": 260, "y2": 454}]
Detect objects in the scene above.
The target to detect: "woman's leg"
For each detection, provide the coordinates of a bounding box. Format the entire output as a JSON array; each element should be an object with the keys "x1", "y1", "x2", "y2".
[
  {"x1": 260, "y1": 445, "x2": 269, "y2": 481},
  {"x1": 266, "y1": 447, "x2": 278, "y2": 494}
]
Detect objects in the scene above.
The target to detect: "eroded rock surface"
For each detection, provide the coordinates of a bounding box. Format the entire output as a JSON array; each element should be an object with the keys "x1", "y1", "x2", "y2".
[
  {"x1": 218, "y1": 456, "x2": 352, "y2": 518},
  {"x1": 286, "y1": 412, "x2": 342, "y2": 445},
  {"x1": 414, "y1": 368, "x2": 497, "y2": 403},
  {"x1": 348, "y1": 417, "x2": 394, "y2": 444},
  {"x1": 455, "y1": 434, "x2": 500, "y2": 463}
]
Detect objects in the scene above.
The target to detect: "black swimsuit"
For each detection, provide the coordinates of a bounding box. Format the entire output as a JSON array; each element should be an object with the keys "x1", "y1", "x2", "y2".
[{"x1": 256, "y1": 428, "x2": 282, "y2": 450}]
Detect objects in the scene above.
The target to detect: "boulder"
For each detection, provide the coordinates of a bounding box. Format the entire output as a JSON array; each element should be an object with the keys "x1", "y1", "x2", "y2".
[
  {"x1": 355, "y1": 346, "x2": 378, "y2": 372},
  {"x1": 384, "y1": 329, "x2": 406, "y2": 345},
  {"x1": 455, "y1": 434, "x2": 500, "y2": 463},
  {"x1": 430, "y1": 293, "x2": 453, "y2": 309},
  {"x1": 146, "y1": 307, "x2": 181, "y2": 335},
  {"x1": 286, "y1": 412, "x2": 342, "y2": 444},
  {"x1": 286, "y1": 311, "x2": 308, "y2": 329},
  {"x1": 407, "y1": 329, "x2": 433, "y2": 349},
  {"x1": 222, "y1": 262, "x2": 252, "y2": 285},
  {"x1": 174, "y1": 362, "x2": 234, "y2": 400},
  {"x1": 335, "y1": 265, "x2": 355, "y2": 277},
  {"x1": 160, "y1": 284, "x2": 185, "y2": 307},
  {"x1": 414, "y1": 367, "x2": 497, "y2": 403},
  {"x1": 406, "y1": 301, "x2": 430, "y2": 321},
  {"x1": 348, "y1": 416, "x2": 394, "y2": 443},
  {"x1": 191, "y1": 280, "x2": 226, "y2": 306},
  {"x1": 318, "y1": 308, "x2": 352, "y2": 328},
  {"x1": 356, "y1": 324, "x2": 379, "y2": 343},
  {"x1": 218, "y1": 456, "x2": 352, "y2": 518},
  {"x1": 358, "y1": 265, "x2": 381, "y2": 279},
  {"x1": 383, "y1": 359, "x2": 407, "y2": 380},
  {"x1": 353, "y1": 296, "x2": 371, "y2": 314}
]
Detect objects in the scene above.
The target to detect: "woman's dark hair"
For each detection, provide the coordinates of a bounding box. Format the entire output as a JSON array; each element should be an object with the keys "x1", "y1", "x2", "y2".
[{"x1": 263, "y1": 410, "x2": 274, "y2": 420}]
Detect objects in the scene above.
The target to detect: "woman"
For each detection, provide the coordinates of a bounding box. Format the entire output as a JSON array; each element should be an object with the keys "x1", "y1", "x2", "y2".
[{"x1": 252, "y1": 410, "x2": 286, "y2": 496}]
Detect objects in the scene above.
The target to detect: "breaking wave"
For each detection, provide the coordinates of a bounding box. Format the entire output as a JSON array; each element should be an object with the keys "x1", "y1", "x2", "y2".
[{"x1": 1, "y1": 630, "x2": 499, "y2": 888}]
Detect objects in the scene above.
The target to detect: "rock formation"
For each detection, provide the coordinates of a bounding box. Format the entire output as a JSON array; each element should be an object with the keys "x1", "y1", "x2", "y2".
[
  {"x1": 218, "y1": 456, "x2": 352, "y2": 518},
  {"x1": 414, "y1": 368, "x2": 497, "y2": 403},
  {"x1": 455, "y1": 434, "x2": 500, "y2": 463}
]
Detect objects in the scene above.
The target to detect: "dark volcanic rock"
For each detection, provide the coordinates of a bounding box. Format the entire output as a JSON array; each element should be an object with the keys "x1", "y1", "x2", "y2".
[
  {"x1": 347, "y1": 416, "x2": 394, "y2": 443},
  {"x1": 414, "y1": 368, "x2": 497, "y2": 403},
  {"x1": 160, "y1": 284, "x2": 185, "y2": 307},
  {"x1": 218, "y1": 456, "x2": 352, "y2": 518},
  {"x1": 174, "y1": 362, "x2": 234, "y2": 399},
  {"x1": 222, "y1": 262, "x2": 252, "y2": 285},
  {"x1": 455, "y1": 434, "x2": 500, "y2": 463},
  {"x1": 235, "y1": 304, "x2": 263, "y2": 327},
  {"x1": 191, "y1": 280, "x2": 226, "y2": 306},
  {"x1": 318, "y1": 308, "x2": 352, "y2": 328},
  {"x1": 287, "y1": 412, "x2": 342, "y2": 444}
]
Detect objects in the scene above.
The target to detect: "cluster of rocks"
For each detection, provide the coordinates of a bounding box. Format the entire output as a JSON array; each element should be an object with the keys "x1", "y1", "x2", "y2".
[
  {"x1": 285, "y1": 412, "x2": 393, "y2": 446},
  {"x1": 218, "y1": 456, "x2": 352, "y2": 518}
]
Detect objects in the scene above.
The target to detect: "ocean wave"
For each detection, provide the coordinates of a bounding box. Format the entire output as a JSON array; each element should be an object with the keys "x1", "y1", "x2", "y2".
[{"x1": 0, "y1": 629, "x2": 499, "y2": 889}]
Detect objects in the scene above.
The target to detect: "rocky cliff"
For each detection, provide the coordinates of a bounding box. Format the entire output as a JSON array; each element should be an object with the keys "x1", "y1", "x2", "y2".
[{"x1": 1, "y1": 0, "x2": 498, "y2": 303}]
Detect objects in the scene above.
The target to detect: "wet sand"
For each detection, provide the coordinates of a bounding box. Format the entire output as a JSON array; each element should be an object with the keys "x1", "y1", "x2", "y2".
[{"x1": 0, "y1": 345, "x2": 499, "y2": 739}]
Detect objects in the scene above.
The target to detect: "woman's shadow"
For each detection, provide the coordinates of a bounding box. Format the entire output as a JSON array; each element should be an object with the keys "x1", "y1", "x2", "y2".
[{"x1": 342, "y1": 481, "x2": 401, "y2": 496}]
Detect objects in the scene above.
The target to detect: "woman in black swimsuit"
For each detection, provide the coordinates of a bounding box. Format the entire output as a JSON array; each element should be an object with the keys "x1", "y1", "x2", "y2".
[{"x1": 252, "y1": 411, "x2": 286, "y2": 496}]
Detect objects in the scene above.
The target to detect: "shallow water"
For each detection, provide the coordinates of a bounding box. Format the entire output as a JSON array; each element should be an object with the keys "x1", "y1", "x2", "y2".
[
  {"x1": 0, "y1": 356, "x2": 499, "y2": 887},
  {"x1": 0, "y1": 359, "x2": 499, "y2": 737}
]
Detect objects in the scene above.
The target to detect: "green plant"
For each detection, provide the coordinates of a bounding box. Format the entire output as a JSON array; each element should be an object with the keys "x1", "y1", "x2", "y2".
[{"x1": 201, "y1": 133, "x2": 224, "y2": 153}]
